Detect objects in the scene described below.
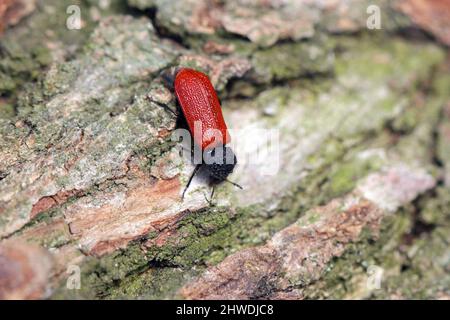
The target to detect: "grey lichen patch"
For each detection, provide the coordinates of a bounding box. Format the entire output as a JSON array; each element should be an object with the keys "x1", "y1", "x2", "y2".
[
  {"x1": 326, "y1": 148, "x2": 386, "y2": 198},
  {"x1": 55, "y1": 164, "x2": 349, "y2": 299},
  {"x1": 2, "y1": 0, "x2": 449, "y2": 301},
  {"x1": 143, "y1": 207, "x2": 237, "y2": 266},
  {"x1": 0, "y1": 0, "x2": 128, "y2": 118},
  {"x1": 178, "y1": 164, "x2": 435, "y2": 299},
  {"x1": 0, "y1": 15, "x2": 180, "y2": 237},
  {"x1": 251, "y1": 35, "x2": 334, "y2": 83},
  {"x1": 301, "y1": 210, "x2": 413, "y2": 299},
  {"x1": 224, "y1": 35, "x2": 446, "y2": 209},
  {"x1": 0, "y1": 43, "x2": 51, "y2": 95},
  {"x1": 286, "y1": 88, "x2": 450, "y2": 299},
  {"x1": 334, "y1": 34, "x2": 445, "y2": 83},
  {"x1": 175, "y1": 54, "x2": 252, "y2": 92},
  {"x1": 393, "y1": 228, "x2": 450, "y2": 299},
  {"x1": 87, "y1": 34, "x2": 448, "y2": 299},
  {"x1": 392, "y1": 69, "x2": 450, "y2": 171},
  {"x1": 132, "y1": 0, "x2": 408, "y2": 48},
  {"x1": 372, "y1": 224, "x2": 450, "y2": 299}
]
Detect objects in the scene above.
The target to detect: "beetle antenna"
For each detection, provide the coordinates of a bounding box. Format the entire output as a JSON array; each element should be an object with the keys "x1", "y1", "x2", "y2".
[
  {"x1": 225, "y1": 179, "x2": 243, "y2": 190},
  {"x1": 182, "y1": 164, "x2": 201, "y2": 199}
]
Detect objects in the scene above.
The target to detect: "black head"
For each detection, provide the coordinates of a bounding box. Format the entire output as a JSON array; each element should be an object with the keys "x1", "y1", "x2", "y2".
[{"x1": 203, "y1": 145, "x2": 237, "y2": 184}]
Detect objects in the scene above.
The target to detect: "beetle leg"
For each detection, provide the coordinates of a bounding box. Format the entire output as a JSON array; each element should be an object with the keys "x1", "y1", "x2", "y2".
[
  {"x1": 202, "y1": 187, "x2": 215, "y2": 206},
  {"x1": 210, "y1": 187, "x2": 215, "y2": 201},
  {"x1": 149, "y1": 99, "x2": 178, "y2": 116},
  {"x1": 181, "y1": 164, "x2": 201, "y2": 199}
]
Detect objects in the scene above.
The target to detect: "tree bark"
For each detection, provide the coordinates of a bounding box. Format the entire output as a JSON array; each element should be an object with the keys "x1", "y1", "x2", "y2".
[{"x1": 0, "y1": 0, "x2": 449, "y2": 299}]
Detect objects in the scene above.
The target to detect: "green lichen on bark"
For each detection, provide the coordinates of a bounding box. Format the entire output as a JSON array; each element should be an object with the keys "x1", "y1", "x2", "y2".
[
  {"x1": 0, "y1": 14, "x2": 181, "y2": 238},
  {"x1": 0, "y1": 0, "x2": 129, "y2": 119},
  {"x1": 1, "y1": 0, "x2": 449, "y2": 300},
  {"x1": 290, "y1": 67, "x2": 450, "y2": 300},
  {"x1": 312, "y1": 194, "x2": 449, "y2": 299},
  {"x1": 49, "y1": 32, "x2": 448, "y2": 299}
]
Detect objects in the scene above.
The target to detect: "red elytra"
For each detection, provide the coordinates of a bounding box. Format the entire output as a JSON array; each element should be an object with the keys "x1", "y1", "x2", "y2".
[{"x1": 174, "y1": 68, "x2": 230, "y2": 150}]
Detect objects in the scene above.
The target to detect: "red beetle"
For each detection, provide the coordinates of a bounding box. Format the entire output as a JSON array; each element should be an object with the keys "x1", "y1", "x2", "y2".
[
  {"x1": 165, "y1": 68, "x2": 241, "y2": 197},
  {"x1": 174, "y1": 68, "x2": 230, "y2": 150}
]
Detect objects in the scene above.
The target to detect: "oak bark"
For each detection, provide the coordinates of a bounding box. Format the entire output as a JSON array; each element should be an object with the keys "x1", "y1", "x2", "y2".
[{"x1": 0, "y1": 0, "x2": 449, "y2": 300}]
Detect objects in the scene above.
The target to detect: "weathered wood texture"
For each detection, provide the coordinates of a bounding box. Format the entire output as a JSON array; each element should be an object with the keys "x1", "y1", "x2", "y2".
[{"x1": 0, "y1": 0, "x2": 449, "y2": 299}]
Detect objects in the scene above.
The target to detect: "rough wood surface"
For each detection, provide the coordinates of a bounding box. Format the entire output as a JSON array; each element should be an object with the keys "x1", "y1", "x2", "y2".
[{"x1": 0, "y1": 0, "x2": 449, "y2": 299}]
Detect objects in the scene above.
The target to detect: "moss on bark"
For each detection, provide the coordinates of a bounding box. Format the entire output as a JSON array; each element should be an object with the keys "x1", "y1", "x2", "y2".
[{"x1": 1, "y1": 0, "x2": 449, "y2": 300}]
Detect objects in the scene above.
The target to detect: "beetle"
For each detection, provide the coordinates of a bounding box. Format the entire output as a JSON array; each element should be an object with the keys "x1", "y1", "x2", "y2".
[{"x1": 162, "y1": 68, "x2": 242, "y2": 198}]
